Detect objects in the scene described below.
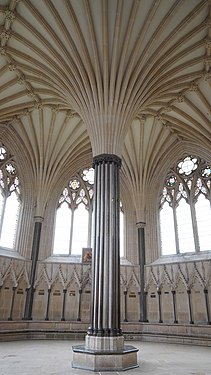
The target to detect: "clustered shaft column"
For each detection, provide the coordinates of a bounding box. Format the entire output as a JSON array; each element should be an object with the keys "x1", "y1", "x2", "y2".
[
  {"x1": 72, "y1": 153, "x2": 138, "y2": 371},
  {"x1": 88, "y1": 154, "x2": 122, "y2": 337}
]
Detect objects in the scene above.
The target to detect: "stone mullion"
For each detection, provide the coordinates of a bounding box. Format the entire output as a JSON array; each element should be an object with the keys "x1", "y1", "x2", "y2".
[
  {"x1": 190, "y1": 203, "x2": 200, "y2": 253},
  {"x1": 87, "y1": 206, "x2": 93, "y2": 247},
  {"x1": 173, "y1": 207, "x2": 180, "y2": 254},
  {"x1": 0, "y1": 197, "x2": 6, "y2": 237},
  {"x1": 69, "y1": 209, "x2": 74, "y2": 254}
]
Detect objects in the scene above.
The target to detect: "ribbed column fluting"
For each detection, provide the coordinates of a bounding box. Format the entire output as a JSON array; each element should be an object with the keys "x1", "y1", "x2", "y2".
[{"x1": 88, "y1": 154, "x2": 122, "y2": 337}]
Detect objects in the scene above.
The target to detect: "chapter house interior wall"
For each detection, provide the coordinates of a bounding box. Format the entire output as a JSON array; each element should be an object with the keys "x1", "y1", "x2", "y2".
[{"x1": 0, "y1": 137, "x2": 211, "y2": 335}]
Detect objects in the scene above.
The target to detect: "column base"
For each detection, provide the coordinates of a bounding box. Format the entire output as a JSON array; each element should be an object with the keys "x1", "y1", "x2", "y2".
[{"x1": 72, "y1": 335, "x2": 138, "y2": 372}]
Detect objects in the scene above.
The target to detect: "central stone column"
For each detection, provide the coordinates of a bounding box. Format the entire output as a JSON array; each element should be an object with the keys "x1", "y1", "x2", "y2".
[
  {"x1": 72, "y1": 154, "x2": 138, "y2": 371},
  {"x1": 88, "y1": 154, "x2": 122, "y2": 338}
]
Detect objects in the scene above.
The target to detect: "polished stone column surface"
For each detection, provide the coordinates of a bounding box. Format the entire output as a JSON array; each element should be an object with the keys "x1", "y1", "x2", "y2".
[
  {"x1": 61, "y1": 289, "x2": 67, "y2": 321},
  {"x1": 137, "y1": 222, "x2": 147, "y2": 322},
  {"x1": 23, "y1": 217, "x2": 43, "y2": 320},
  {"x1": 72, "y1": 154, "x2": 138, "y2": 371}
]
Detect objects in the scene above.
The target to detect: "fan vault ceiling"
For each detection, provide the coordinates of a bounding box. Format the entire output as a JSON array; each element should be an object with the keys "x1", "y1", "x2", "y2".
[{"x1": 0, "y1": 0, "x2": 211, "y2": 214}]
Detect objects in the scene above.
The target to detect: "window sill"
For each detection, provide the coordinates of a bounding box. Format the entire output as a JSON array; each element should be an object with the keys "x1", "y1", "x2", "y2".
[
  {"x1": 151, "y1": 251, "x2": 211, "y2": 266},
  {"x1": 0, "y1": 247, "x2": 25, "y2": 260},
  {"x1": 44, "y1": 255, "x2": 83, "y2": 263},
  {"x1": 44, "y1": 255, "x2": 132, "y2": 265}
]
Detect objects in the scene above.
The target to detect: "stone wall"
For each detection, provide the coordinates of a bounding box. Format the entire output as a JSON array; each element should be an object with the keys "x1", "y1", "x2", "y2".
[
  {"x1": 1, "y1": 256, "x2": 211, "y2": 326},
  {"x1": 145, "y1": 260, "x2": 211, "y2": 324},
  {"x1": 0, "y1": 256, "x2": 140, "y2": 322}
]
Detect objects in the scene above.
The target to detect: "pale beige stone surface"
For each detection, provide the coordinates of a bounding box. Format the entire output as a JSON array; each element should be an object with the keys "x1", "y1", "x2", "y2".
[
  {"x1": 72, "y1": 343, "x2": 138, "y2": 371},
  {"x1": 85, "y1": 335, "x2": 125, "y2": 350},
  {"x1": 0, "y1": 340, "x2": 211, "y2": 374}
]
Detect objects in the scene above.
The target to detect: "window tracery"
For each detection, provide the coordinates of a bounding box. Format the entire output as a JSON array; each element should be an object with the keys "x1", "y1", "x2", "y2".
[
  {"x1": 53, "y1": 168, "x2": 94, "y2": 255},
  {"x1": 159, "y1": 155, "x2": 211, "y2": 255},
  {"x1": 53, "y1": 167, "x2": 124, "y2": 257},
  {"x1": 0, "y1": 144, "x2": 21, "y2": 249}
]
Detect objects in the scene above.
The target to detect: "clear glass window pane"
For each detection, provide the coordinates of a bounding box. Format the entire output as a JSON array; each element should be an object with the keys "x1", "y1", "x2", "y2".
[
  {"x1": 0, "y1": 192, "x2": 20, "y2": 248},
  {"x1": 0, "y1": 192, "x2": 4, "y2": 225},
  {"x1": 176, "y1": 199, "x2": 194, "y2": 253},
  {"x1": 160, "y1": 202, "x2": 177, "y2": 255},
  {"x1": 120, "y1": 210, "x2": 124, "y2": 257},
  {"x1": 53, "y1": 202, "x2": 72, "y2": 255},
  {"x1": 195, "y1": 194, "x2": 211, "y2": 251},
  {"x1": 71, "y1": 203, "x2": 88, "y2": 254}
]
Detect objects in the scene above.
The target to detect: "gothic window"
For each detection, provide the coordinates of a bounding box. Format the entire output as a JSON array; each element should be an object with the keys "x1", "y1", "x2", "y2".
[
  {"x1": 53, "y1": 167, "x2": 125, "y2": 256},
  {"x1": 159, "y1": 156, "x2": 211, "y2": 255},
  {"x1": 0, "y1": 144, "x2": 21, "y2": 249},
  {"x1": 53, "y1": 168, "x2": 94, "y2": 255},
  {"x1": 120, "y1": 201, "x2": 124, "y2": 258}
]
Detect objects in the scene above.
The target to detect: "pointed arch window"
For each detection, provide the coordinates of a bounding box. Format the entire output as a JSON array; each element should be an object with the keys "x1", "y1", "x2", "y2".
[
  {"x1": 53, "y1": 167, "x2": 125, "y2": 257},
  {"x1": 53, "y1": 168, "x2": 94, "y2": 255},
  {"x1": 120, "y1": 201, "x2": 124, "y2": 258},
  {"x1": 0, "y1": 144, "x2": 21, "y2": 249},
  {"x1": 159, "y1": 156, "x2": 211, "y2": 255}
]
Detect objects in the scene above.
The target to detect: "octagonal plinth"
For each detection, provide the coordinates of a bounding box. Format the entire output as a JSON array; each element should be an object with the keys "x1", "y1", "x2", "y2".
[{"x1": 72, "y1": 335, "x2": 138, "y2": 372}]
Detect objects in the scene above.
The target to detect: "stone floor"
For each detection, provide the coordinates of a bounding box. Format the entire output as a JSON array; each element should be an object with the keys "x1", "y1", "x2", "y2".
[{"x1": 0, "y1": 339, "x2": 211, "y2": 375}]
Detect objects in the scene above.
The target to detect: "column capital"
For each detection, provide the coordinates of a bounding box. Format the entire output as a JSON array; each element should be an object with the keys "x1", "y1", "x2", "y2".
[
  {"x1": 136, "y1": 221, "x2": 146, "y2": 228},
  {"x1": 93, "y1": 153, "x2": 122, "y2": 168},
  {"x1": 34, "y1": 216, "x2": 44, "y2": 223}
]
